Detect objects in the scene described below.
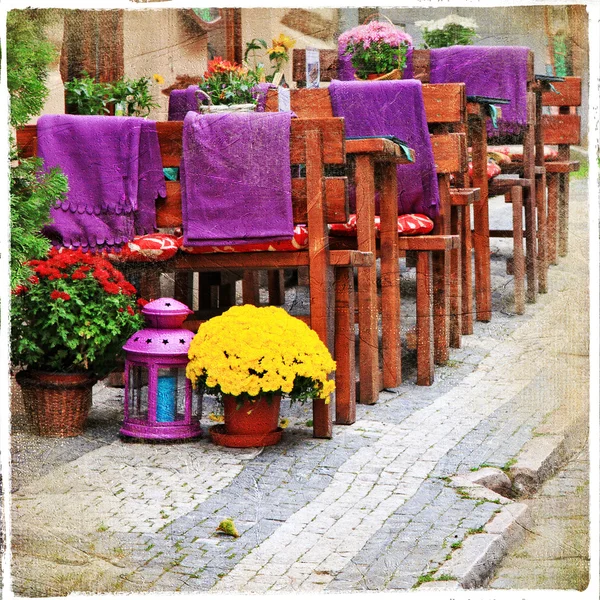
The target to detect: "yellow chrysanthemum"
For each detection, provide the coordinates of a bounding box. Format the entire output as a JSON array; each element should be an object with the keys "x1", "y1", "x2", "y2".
[
  {"x1": 153, "y1": 73, "x2": 165, "y2": 84},
  {"x1": 186, "y1": 305, "x2": 335, "y2": 404}
]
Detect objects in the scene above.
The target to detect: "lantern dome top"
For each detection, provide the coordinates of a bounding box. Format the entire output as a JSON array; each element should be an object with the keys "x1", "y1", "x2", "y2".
[
  {"x1": 123, "y1": 297, "x2": 195, "y2": 356},
  {"x1": 142, "y1": 297, "x2": 193, "y2": 329}
]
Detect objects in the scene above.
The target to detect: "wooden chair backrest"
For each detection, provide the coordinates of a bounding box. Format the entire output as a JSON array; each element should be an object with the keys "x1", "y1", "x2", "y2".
[
  {"x1": 540, "y1": 77, "x2": 582, "y2": 147},
  {"x1": 16, "y1": 118, "x2": 350, "y2": 231},
  {"x1": 265, "y1": 87, "x2": 467, "y2": 176}
]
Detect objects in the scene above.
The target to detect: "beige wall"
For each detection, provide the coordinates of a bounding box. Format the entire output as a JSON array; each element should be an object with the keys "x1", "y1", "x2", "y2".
[
  {"x1": 241, "y1": 8, "x2": 338, "y2": 85},
  {"x1": 123, "y1": 9, "x2": 208, "y2": 120}
]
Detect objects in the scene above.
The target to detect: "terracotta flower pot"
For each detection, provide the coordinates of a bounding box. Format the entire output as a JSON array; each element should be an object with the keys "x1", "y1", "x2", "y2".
[
  {"x1": 209, "y1": 394, "x2": 282, "y2": 448},
  {"x1": 15, "y1": 370, "x2": 96, "y2": 437},
  {"x1": 357, "y1": 68, "x2": 403, "y2": 81}
]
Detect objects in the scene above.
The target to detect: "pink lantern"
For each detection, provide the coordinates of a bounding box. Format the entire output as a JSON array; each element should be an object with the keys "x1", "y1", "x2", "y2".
[{"x1": 121, "y1": 298, "x2": 201, "y2": 440}]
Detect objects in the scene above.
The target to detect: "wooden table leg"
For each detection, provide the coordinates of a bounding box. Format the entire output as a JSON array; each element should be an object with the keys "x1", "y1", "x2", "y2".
[
  {"x1": 450, "y1": 205, "x2": 463, "y2": 347},
  {"x1": 512, "y1": 186, "x2": 525, "y2": 315},
  {"x1": 536, "y1": 171, "x2": 548, "y2": 294},
  {"x1": 416, "y1": 251, "x2": 434, "y2": 386},
  {"x1": 461, "y1": 204, "x2": 474, "y2": 335},
  {"x1": 547, "y1": 173, "x2": 559, "y2": 265}
]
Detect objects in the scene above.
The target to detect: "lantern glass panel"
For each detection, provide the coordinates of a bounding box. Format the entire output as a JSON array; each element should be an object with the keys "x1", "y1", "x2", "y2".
[
  {"x1": 128, "y1": 365, "x2": 149, "y2": 421},
  {"x1": 157, "y1": 367, "x2": 188, "y2": 422}
]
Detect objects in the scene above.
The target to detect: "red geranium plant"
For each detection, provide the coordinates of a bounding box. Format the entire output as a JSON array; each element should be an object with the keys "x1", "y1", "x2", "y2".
[{"x1": 11, "y1": 248, "x2": 146, "y2": 379}]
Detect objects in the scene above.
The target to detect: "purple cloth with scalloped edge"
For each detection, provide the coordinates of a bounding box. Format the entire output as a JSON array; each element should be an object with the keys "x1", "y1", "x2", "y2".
[
  {"x1": 181, "y1": 111, "x2": 294, "y2": 247},
  {"x1": 329, "y1": 79, "x2": 439, "y2": 219},
  {"x1": 429, "y1": 46, "x2": 529, "y2": 137},
  {"x1": 37, "y1": 114, "x2": 166, "y2": 252},
  {"x1": 338, "y1": 43, "x2": 415, "y2": 81},
  {"x1": 168, "y1": 85, "x2": 200, "y2": 121}
]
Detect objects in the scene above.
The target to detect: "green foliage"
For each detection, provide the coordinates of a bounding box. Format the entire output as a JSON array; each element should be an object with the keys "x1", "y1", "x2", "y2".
[
  {"x1": 422, "y1": 24, "x2": 477, "y2": 49},
  {"x1": 65, "y1": 73, "x2": 160, "y2": 116},
  {"x1": 7, "y1": 10, "x2": 57, "y2": 129},
  {"x1": 109, "y1": 76, "x2": 160, "y2": 116},
  {"x1": 64, "y1": 73, "x2": 111, "y2": 115},
  {"x1": 9, "y1": 153, "x2": 68, "y2": 289},
  {"x1": 7, "y1": 10, "x2": 67, "y2": 290}
]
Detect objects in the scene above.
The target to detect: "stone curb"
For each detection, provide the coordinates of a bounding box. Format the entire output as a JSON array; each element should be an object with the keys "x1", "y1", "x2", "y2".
[
  {"x1": 509, "y1": 408, "x2": 588, "y2": 497},
  {"x1": 420, "y1": 481, "x2": 531, "y2": 590}
]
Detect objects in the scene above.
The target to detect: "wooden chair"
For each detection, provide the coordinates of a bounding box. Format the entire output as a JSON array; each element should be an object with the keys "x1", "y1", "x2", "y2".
[
  {"x1": 16, "y1": 117, "x2": 375, "y2": 438},
  {"x1": 293, "y1": 48, "x2": 480, "y2": 341},
  {"x1": 266, "y1": 84, "x2": 466, "y2": 388},
  {"x1": 412, "y1": 48, "x2": 542, "y2": 314}
]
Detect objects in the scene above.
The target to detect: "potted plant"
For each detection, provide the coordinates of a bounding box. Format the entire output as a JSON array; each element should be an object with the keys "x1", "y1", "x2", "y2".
[
  {"x1": 64, "y1": 72, "x2": 160, "y2": 116},
  {"x1": 245, "y1": 33, "x2": 296, "y2": 85},
  {"x1": 196, "y1": 57, "x2": 261, "y2": 112},
  {"x1": 186, "y1": 305, "x2": 336, "y2": 447},
  {"x1": 338, "y1": 19, "x2": 413, "y2": 80},
  {"x1": 11, "y1": 248, "x2": 145, "y2": 437},
  {"x1": 416, "y1": 15, "x2": 478, "y2": 48}
]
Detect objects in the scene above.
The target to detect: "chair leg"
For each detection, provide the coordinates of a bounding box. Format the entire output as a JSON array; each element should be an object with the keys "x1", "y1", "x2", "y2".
[
  {"x1": 334, "y1": 267, "x2": 356, "y2": 425},
  {"x1": 460, "y1": 204, "x2": 474, "y2": 335},
  {"x1": 558, "y1": 173, "x2": 569, "y2": 257},
  {"x1": 432, "y1": 250, "x2": 451, "y2": 364},
  {"x1": 242, "y1": 271, "x2": 261, "y2": 305},
  {"x1": 450, "y1": 205, "x2": 463, "y2": 347},
  {"x1": 536, "y1": 171, "x2": 548, "y2": 294},
  {"x1": 416, "y1": 251, "x2": 434, "y2": 386},
  {"x1": 524, "y1": 185, "x2": 538, "y2": 303},
  {"x1": 547, "y1": 173, "x2": 559, "y2": 265},
  {"x1": 268, "y1": 270, "x2": 285, "y2": 305},
  {"x1": 512, "y1": 186, "x2": 525, "y2": 315}
]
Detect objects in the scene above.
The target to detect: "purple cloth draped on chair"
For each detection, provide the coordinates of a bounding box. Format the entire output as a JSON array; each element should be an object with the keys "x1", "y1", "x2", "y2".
[
  {"x1": 180, "y1": 111, "x2": 294, "y2": 247},
  {"x1": 37, "y1": 115, "x2": 166, "y2": 252},
  {"x1": 329, "y1": 79, "x2": 440, "y2": 220},
  {"x1": 168, "y1": 85, "x2": 200, "y2": 121},
  {"x1": 337, "y1": 44, "x2": 415, "y2": 81},
  {"x1": 429, "y1": 46, "x2": 530, "y2": 137}
]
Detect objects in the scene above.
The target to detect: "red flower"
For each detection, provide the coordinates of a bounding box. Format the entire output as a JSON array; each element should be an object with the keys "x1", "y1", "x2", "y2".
[
  {"x1": 27, "y1": 275, "x2": 40, "y2": 285},
  {"x1": 71, "y1": 270, "x2": 87, "y2": 280},
  {"x1": 13, "y1": 285, "x2": 28, "y2": 295},
  {"x1": 127, "y1": 305, "x2": 135, "y2": 316},
  {"x1": 137, "y1": 298, "x2": 149, "y2": 308},
  {"x1": 50, "y1": 290, "x2": 71, "y2": 301},
  {"x1": 103, "y1": 282, "x2": 120, "y2": 295},
  {"x1": 118, "y1": 307, "x2": 124, "y2": 313}
]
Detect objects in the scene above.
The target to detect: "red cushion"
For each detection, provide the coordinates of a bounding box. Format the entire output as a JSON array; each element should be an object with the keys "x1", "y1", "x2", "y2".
[
  {"x1": 108, "y1": 233, "x2": 180, "y2": 263},
  {"x1": 466, "y1": 160, "x2": 502, "y2": 180},
  {"x1": 329, "y1": 214, "x2": 434, "y2": 237},
  {"x1": 179, "y1": 225, "x2": 309, "y2": 254}
]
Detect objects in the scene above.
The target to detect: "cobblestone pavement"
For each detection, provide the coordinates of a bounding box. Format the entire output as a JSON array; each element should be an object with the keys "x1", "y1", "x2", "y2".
[
  {"x1": 489, "y1": 443, "x2": 590, "y2": 590},
  {"x1": 8, "y1": 179, "x2": 590, "y2": 596}
]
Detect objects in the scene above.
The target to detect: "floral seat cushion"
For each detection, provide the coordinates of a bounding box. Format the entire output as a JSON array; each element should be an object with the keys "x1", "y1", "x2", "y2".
[
  {"x1": 179, "y1": 225, "x2": 309, "y2": 254},
  {"x1": 329, "y1": 213, "x2": 434, "y2": 237},
  {"x1": 108, "y1": 233, "x2": 181, "y2": 263},
  {"x1": 488, "y1": 145, "x2": 559, "y2": 162}
]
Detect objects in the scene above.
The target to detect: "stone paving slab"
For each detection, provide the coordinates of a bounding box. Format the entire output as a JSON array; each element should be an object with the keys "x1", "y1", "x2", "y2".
[{"x1": 8, "y1": 180, "x2": 590, "y2": 596}]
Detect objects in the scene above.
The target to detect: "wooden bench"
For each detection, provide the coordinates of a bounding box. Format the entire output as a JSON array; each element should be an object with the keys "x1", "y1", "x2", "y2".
[
  {"x1": 16, "y1": 117, "x2": 375, "y2": 439},
  {"x1": 266, "y1": 84, "x2": 465, "y2": 387}
]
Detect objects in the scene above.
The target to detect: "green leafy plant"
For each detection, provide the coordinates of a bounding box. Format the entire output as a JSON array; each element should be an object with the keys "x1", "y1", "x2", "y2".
[
  {"x1": 339, "y1": 20, "x2": 412, "y2": 79},
  {"x1": 65, "y1": 73, "x2": 160, "y2": 116},
  {"x1": 109, "y1": 76, "x2": 160, "y2": 116},
  {"x1": 64, "y1": 72, "x2": 111, "y2": 115},
  {"x1": 7, "y1": 9, "x2": 69, "y2": 290},
  {"x1": 416, "y1": 15, "x2": 478, "y2": 49},
  {"x1": 11, "y1": 248, "x2": 145, "y2": 378}
]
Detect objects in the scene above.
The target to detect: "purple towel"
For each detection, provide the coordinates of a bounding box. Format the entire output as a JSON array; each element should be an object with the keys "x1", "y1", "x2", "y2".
[
  {"x1": 37, "y1": 114, "x2": 166, "y2": 252},
  {"x1": 180, "y1": 111, "x2": 294, "y2": 247},
  {"x1": 338, "y1": 44, "x2": 415, "y2": 81},
  {"x1": 329, "y1": 79, "x2": 440, "y2": 220},
  {"x1": 430, "y1": 46, "x2": 530, "y2": 137},
  {"x1": 168, "y1": 85, "x2": 200, "y2": 121}
]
